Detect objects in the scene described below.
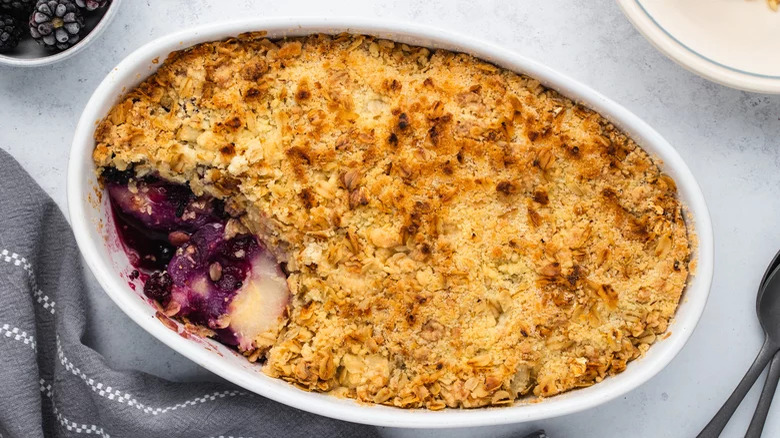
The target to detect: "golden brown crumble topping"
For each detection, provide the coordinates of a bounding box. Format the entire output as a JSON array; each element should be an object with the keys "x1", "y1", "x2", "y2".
[{"x1": 93, "y1": 32, "x2": 691, "y2": 409}]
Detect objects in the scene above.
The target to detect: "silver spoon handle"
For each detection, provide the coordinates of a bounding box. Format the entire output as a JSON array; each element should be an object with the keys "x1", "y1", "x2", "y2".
[
  {"x1": 745, "y1": 349, "x2": 780, "y2": 438},
  {"x1": 698, "y1": 340, "x2": 777, "y2": 438}
]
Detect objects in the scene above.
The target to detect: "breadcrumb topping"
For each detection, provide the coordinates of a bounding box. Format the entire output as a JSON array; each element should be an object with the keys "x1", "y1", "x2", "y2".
[{"x1": 93, "y1": 33, "x2": 691, "y2": 409}]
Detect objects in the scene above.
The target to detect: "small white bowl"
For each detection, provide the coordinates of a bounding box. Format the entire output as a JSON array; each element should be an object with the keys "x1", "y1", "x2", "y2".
[
  {"x1": 67, "y1": 18, "x2": 714, "y2": 428},
  {"x1": 617, "y1": 0, "x2": 780, "y2": 93},
  {"x1": 0, "y1": 0, "x2": 123, "y2": 67}
]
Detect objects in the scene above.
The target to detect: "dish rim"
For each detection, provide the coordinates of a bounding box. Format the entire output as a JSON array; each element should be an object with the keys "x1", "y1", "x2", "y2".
[
  {"x1": 67, "y1": 17, "x2": 714, "y2": 428},
  {"x1": 616, "y1": 0, "x2": 780, "y2": 94}
]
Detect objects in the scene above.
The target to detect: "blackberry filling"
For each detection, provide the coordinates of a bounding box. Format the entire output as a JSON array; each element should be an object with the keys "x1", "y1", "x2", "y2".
[{"x1": 105, "y1": 172, "x2": 290, "y2": 354}]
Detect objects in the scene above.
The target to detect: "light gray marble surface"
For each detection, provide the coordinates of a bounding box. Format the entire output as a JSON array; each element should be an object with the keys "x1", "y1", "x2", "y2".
[{"x1": 2, "y1": 1, "x2": 780, "y2": 437}]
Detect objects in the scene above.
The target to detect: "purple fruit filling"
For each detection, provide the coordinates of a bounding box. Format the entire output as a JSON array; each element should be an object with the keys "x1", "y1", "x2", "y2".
[
  {"x1": 167, "y1": 222, "x2": 261, "y2": 327},
  {"x1": 105, "y1": 171, "x2": 289, "y2": 352},
  {"x1": 108, "y1": 178, "x2": 223, "y2": 233}
]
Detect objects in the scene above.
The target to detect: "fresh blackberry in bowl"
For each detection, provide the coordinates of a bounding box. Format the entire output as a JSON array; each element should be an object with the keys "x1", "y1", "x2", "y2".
[
  {"x1": 0, "y1": 0, "x2": 35, "y2": 13},
  {"x1": 74, "y1": 0, "x2": 107, "y2": 11},
  {"x1": 0, "y1": 14, "x2": 22, "y2": 52},
  {"x1": 29, "y1": 0, "x2": 84, "y2": 51}
]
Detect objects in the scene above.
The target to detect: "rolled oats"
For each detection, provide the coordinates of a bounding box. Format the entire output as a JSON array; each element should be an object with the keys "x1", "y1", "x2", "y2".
[{"x1": 94, "y1": 33, "x2": 692, "y2": 409}]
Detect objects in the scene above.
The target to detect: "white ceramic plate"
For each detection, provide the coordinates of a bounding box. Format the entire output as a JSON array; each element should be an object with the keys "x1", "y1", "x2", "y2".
[
  {"x1": 617, "y1": 0, "x2": 780, "y2": 93},
  {"x1": 67, "y1": 18, "x2": 714, "y2": 428}
]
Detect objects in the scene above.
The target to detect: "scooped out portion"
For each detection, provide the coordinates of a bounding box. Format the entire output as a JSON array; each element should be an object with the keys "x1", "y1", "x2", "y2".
[{"x1": 104, "y1": 170, "x2": 290, "y2": 357}]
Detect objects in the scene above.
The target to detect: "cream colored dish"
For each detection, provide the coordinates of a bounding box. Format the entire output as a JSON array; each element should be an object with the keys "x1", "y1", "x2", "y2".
[{"x1": 617, "y1": 0, "x2": 780, "y2": 93}]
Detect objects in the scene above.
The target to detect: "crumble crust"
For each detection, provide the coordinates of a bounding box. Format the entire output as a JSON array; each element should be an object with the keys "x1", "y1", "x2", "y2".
[{"x1": 93, "y1": 33, "x2": 691, "y2": 409}]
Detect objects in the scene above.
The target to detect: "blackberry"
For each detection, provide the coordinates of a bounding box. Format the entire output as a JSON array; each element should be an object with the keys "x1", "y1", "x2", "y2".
[
  {"x1": 221, "y1": 235, "x2": 257, "y2": 261},
  {"x1": 144, "y1": 271, "x2": 172, "y2": 302},
  {"x1": 74, "y1": 0, "x2": 106, "y2": 11},
  {"x1": 29, "y1": 0, "x2": 83, "y2": 51},
  {"x1": 0, "y1": 0, "x2": 35, "y2": 13},
  {"x1": 100, "y1": 166, "x2": 135, "y2": 185},
  {"x1": 0, "y1": 14, "x2": 22, "y2": 52},
  {"x1": 215, "y1": 264, "x2": 244, "y2": 292}
]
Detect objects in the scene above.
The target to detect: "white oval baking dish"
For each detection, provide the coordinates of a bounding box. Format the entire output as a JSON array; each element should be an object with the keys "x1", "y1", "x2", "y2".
[{"x1": 67, "y1": 18, "x2": 714, "y2": 428}]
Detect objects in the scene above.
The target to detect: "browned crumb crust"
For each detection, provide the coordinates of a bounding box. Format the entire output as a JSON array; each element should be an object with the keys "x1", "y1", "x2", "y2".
[{"x1": 93, "y1": 33, "x2": 691, "y2": 409}]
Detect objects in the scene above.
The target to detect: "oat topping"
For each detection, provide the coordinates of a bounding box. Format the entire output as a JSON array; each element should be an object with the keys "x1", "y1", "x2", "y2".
[{"x1": 93, "y1": 33, "x2": 692, "y2": 409}]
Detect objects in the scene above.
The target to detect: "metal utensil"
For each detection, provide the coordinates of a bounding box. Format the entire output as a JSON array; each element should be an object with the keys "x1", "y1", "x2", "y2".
[
  {"x1": 698, "y1": 251, "x2": 780, "y2": 437},
  {"x1": 746, "y1": 351, "x2": 780, "y2": 437}
]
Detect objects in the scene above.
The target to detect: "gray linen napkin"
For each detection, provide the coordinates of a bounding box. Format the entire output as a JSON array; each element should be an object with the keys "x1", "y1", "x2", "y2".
[{"x1": 0, "y1": 148, "x2": 381, "y2": 438}]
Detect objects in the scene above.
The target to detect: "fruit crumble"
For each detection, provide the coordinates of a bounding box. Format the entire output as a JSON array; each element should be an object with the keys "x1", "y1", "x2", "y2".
[{"x1": 93, "y1": 33, "x2": 692, "y2": 409}]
